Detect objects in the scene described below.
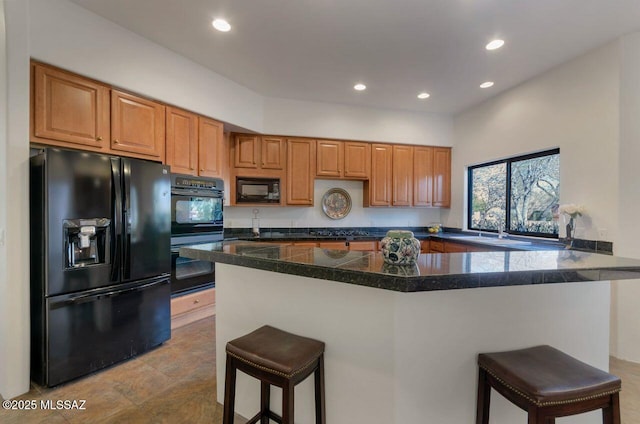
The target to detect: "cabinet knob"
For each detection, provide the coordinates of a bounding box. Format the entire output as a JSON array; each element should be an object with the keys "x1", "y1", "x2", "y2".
[
  {"x1": 200, "y1": 168, "x2": 204, "y2": 172},
  {"x1": 96, "y1": 136, "x2": 103, "y2": 141},
  {"x1": 194, "y1": 299, "x2": 200, "y2": 304},
  {"x1": 114, "y1": 139, "x2": 119, "y2": 144}
]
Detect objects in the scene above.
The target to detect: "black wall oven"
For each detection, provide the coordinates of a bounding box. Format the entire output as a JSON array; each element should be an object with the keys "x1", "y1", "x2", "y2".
[{"x1": 170, "y1": 174, "x2": 224, "y2": 295}]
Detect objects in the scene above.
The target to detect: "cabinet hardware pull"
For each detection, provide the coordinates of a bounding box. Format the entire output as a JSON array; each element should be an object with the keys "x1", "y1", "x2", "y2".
[
  {"x1": 96, "y1": 136, "x2": 103, "y2": 141},
  {"x1": 114, "y1": 139, "x2": 119, "y2": 144},
  {"x1": 194, "y1": 299, "x2": 200, "y2": 304}
]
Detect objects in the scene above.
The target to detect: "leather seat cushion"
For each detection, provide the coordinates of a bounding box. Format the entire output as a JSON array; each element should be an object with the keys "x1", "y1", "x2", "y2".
[
  {"x1": 478, "y1": 345, "x2": 621, "y2": 406},
  {"x1": 226, "y1": 325, "x2": 325, "y2": 378}
]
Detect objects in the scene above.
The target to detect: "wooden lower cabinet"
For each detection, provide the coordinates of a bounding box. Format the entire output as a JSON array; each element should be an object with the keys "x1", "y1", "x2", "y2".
[
  {"x1": 429, "y1": 239, "x2": 444, "y2": 253},
  {"x1": 420, "y1": 240, "x2": 430, "y2": 253},
  {"x1": 319, "y1": 241, "x2": 348, "y2": 250},
  {"x1": 349, "y1": 241, "x2": 378, "y2": 251},
  {"x1": 293, "y1": 241, "x2": 319, "y2": 247},
  {"x1": 170, "y1": 287, "x2": 216, "y2": 329},
  {"x1": 444, "y1": 241, "x2": 468, "y2": 253}
]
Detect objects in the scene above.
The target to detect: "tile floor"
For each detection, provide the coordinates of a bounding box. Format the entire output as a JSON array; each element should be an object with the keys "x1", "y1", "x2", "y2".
[{"x1": 1, "y1": 315, "x2": 639, "y2": 423}]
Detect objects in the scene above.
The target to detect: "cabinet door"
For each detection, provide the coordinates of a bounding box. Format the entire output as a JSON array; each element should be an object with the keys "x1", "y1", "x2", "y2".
[
  {"x1": 316, "y1": 140, "x2": 343, "y2": 178},
  {"x1": 32, "y1": 63, "x2": 110, "y2": 150},
  {"x1": 261, "y1": 136, "x2": 285, "y2": 170},
  {"x1": 198, "y1": 117, "x2": 225, "y2": 177},
  {"x1": 413, "y1": 146, "x2": 434, "y2": 207},
  {"x1": 165, "y1": 107, "x2": 198, "y2": 175},
  {"x1": 111, "y1": 90, "x2": 165, "y2": 160},
  {"x1": 348, "y1": 241, "x2": 378, "y2": 251},
  {"x1": 319, "y1": 241, "x2": 348, "y2": 250},
  {"x1": 420, "y1": 240, "x2": 430, "y2": 253},
  {"x1": 444, "y1": 241, "x2": 468, "y2": 253},
  {"x1": 433, "y1": 147, "x2": 451, "y2": 207},
  {"x1": 286, "y1": 139, "x2": 316, "y2": 205},
  {"x1": 234, "y1": 134, "x2": 259, "y2": 168},
  {"x1": 392, "y1": 145, "x2": 413, "y2": 206},
  {"x1": 344, "y1": 142, "x2": 370, "y2": 179},
  {"x1": 366, "y1": 144, "x2": 393, "y2": 206}
]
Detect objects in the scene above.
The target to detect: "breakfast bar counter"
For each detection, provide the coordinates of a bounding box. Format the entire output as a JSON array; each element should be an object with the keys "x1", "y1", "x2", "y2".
[{"x1": 181, "y1": 241, "x2": 640, "y2": 424}]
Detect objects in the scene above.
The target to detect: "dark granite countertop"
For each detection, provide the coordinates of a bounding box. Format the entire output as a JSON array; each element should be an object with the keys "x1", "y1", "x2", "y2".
[
  {"x1": 228, "y1": 230, "x2": 567, "y2": 251},
  {"x1": 180, "y1": 240, "x2": 640, "y2": 293}
]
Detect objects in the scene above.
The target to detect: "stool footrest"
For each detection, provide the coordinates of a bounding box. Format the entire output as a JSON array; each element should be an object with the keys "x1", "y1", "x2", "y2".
[{"x1": 246, "y1": 410, "x2": 282, "y2": 424}]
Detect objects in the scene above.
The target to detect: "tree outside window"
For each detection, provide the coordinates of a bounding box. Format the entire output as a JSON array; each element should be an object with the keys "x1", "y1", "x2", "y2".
[{"x1": 468, "y1": 149, "x2": 560, "y2": 237}]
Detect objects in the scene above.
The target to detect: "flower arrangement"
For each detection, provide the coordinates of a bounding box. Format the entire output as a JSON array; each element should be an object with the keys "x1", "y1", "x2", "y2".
[{"x1": 558, "y1": 204, "x2": 586, "y2": 219}]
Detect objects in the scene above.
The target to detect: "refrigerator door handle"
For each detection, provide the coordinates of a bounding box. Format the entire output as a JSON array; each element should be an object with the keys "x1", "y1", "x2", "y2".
[
  {"x1": 110, "y1": 157, "x2": 122, "y2": 282},
  {"x1": 123, "y1": 160, "x2": 132, "y2": 279},
  {"x1": 51, "y1": 277, "x2": 170, "y2": 309},
  {"x1": 105, "y1": 279, "x2": 169, "y2": 298}
]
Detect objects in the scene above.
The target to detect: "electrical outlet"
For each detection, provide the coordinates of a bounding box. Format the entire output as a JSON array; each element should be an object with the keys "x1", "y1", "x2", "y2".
[{"x1": 598, "y1": 228, "x2": 608, "y2": 240}]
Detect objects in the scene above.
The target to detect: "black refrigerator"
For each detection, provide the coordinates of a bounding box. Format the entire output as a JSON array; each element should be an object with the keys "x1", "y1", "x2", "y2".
[{"x1": 30, "y1": 147, "x2": 172, "y2": 387}]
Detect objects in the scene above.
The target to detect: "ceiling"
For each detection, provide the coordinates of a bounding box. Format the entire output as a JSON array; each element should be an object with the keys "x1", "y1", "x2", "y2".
[{"x1": 69, "y1": 0, "x2": 640, "y2": 115}]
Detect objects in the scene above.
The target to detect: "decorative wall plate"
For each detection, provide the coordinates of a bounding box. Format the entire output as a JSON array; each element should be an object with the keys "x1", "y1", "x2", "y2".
[{"x1": 321, "y1": 188, "x2": 352, "y2": 220}]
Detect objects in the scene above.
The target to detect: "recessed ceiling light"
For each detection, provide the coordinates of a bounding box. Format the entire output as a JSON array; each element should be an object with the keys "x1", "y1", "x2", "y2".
[
  {"x1": 480, "y1": 81, "x2": 494, "y2": 88},
  {"x1": 417, "y1": 92, "x2": 430, "y2": 99},
  {"x1": 212, "y1": 18, "x2": 231, "y2": 32},
  {"x1": 354, "y1": 83, "x2": 367, "y2": 91},
  {"x1": 486, "y1": 39, "x2": 504, "y2": 50}
]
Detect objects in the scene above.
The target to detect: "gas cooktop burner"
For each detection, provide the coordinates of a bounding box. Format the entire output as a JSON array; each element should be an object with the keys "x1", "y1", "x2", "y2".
[{"x1": 310, "y1": 229, "x2": 370, "y2": 237}]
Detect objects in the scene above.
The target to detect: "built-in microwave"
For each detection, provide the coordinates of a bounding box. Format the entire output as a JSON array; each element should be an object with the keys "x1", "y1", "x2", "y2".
[{"x1": 236, "y1": 177, "x2": 281, "y2": 204}]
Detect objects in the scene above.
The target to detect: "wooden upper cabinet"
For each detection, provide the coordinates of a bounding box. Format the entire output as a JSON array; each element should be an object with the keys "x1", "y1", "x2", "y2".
[
  {"x1": 344, "y1": 142, "x2": 370, "y2": 179},
  {"x1": 261, "y1": 136, "x2": 285, "y2": 170},
  {"x1": 233, "y1": 134, "x2": 284, "y2": 173},
  {"x1": 165, "y1": 106, "x2": 198, "y2": 175},
  {"x1": 392, "y1": 145, "x2": 413, "y2": 206},
  {"x1": 365, "y1": 143, "x2": 393, "y2": 206},
  {"x1": 433, "y1": 147, "x2": 451, "y2": 207},
  {"x1": 233, "y1": 134, "x2": 259, "y2": 169},
  {"x1": 198, "y1": 117, "x2": 225, "y2": 178},
  {"x1": 413, "y1": 146, "x2": 434, "y2": 207},
  {"x1": 316, "y1": 140, "x2": 370, "y2": 180},
  {"x1": 316, "y1": 140, "x2": 343, "y2": 178},
  {"x1": 111, "y1": 89, "x2": 165, "y2": 160},
  {"x1": 286, "y1": 138, "x2": 316, "y2": 206},
  {"x1": 32, "y1": 63, "x2": 110, "y2": 150}
]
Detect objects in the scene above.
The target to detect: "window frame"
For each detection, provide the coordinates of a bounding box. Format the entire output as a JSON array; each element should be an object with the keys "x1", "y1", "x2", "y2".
[{"x1": 467, "y1": 148, "x2": 560, "y2": 239}]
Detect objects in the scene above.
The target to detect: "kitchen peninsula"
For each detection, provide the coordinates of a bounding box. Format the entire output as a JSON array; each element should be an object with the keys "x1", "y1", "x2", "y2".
[{"x1": 181, "y1": 241, "x2": 640, "y2": 424}]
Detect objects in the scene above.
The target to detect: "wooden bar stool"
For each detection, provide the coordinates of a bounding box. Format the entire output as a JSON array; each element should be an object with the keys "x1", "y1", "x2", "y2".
[
  {"x1": 222, "y1": 325, "x2": 326, "y2": 424},
  {"x1": 476, "y1": 345, "x2": 621, "y2": 424}
]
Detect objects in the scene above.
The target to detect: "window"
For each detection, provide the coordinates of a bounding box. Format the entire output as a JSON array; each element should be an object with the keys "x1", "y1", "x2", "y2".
[{"x1": 468, "y1": 149, "x2": 560, "y2": 237}]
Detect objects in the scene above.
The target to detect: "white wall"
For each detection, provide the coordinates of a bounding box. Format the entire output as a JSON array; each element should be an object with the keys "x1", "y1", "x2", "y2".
[
  {"x1": 447, "y1": 38, "x2": 640, "y2": 364},
  {"x1": 0, "y1": 0, "x2": 31, "y2": 399},
  {"x1": 28, "y1": 0, "x2": 264, "y2": 132},
  {"x1": 610, "y1": 33, "x2": 640, "y2": 362},
  {"x1": 444, "y1": 41, "x2": 621, "y2": 243},
  {"x1": 226, "y1": 179, "x2": 442, "y2": 229},
  {"x1": 264, "y1": 97, "x2": 452, "y2": 146}
]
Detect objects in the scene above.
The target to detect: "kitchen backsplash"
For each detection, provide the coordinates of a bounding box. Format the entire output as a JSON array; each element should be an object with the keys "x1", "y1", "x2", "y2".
[{"x1": 224, "y1": 179, "x2": 443, "y2": 228}]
